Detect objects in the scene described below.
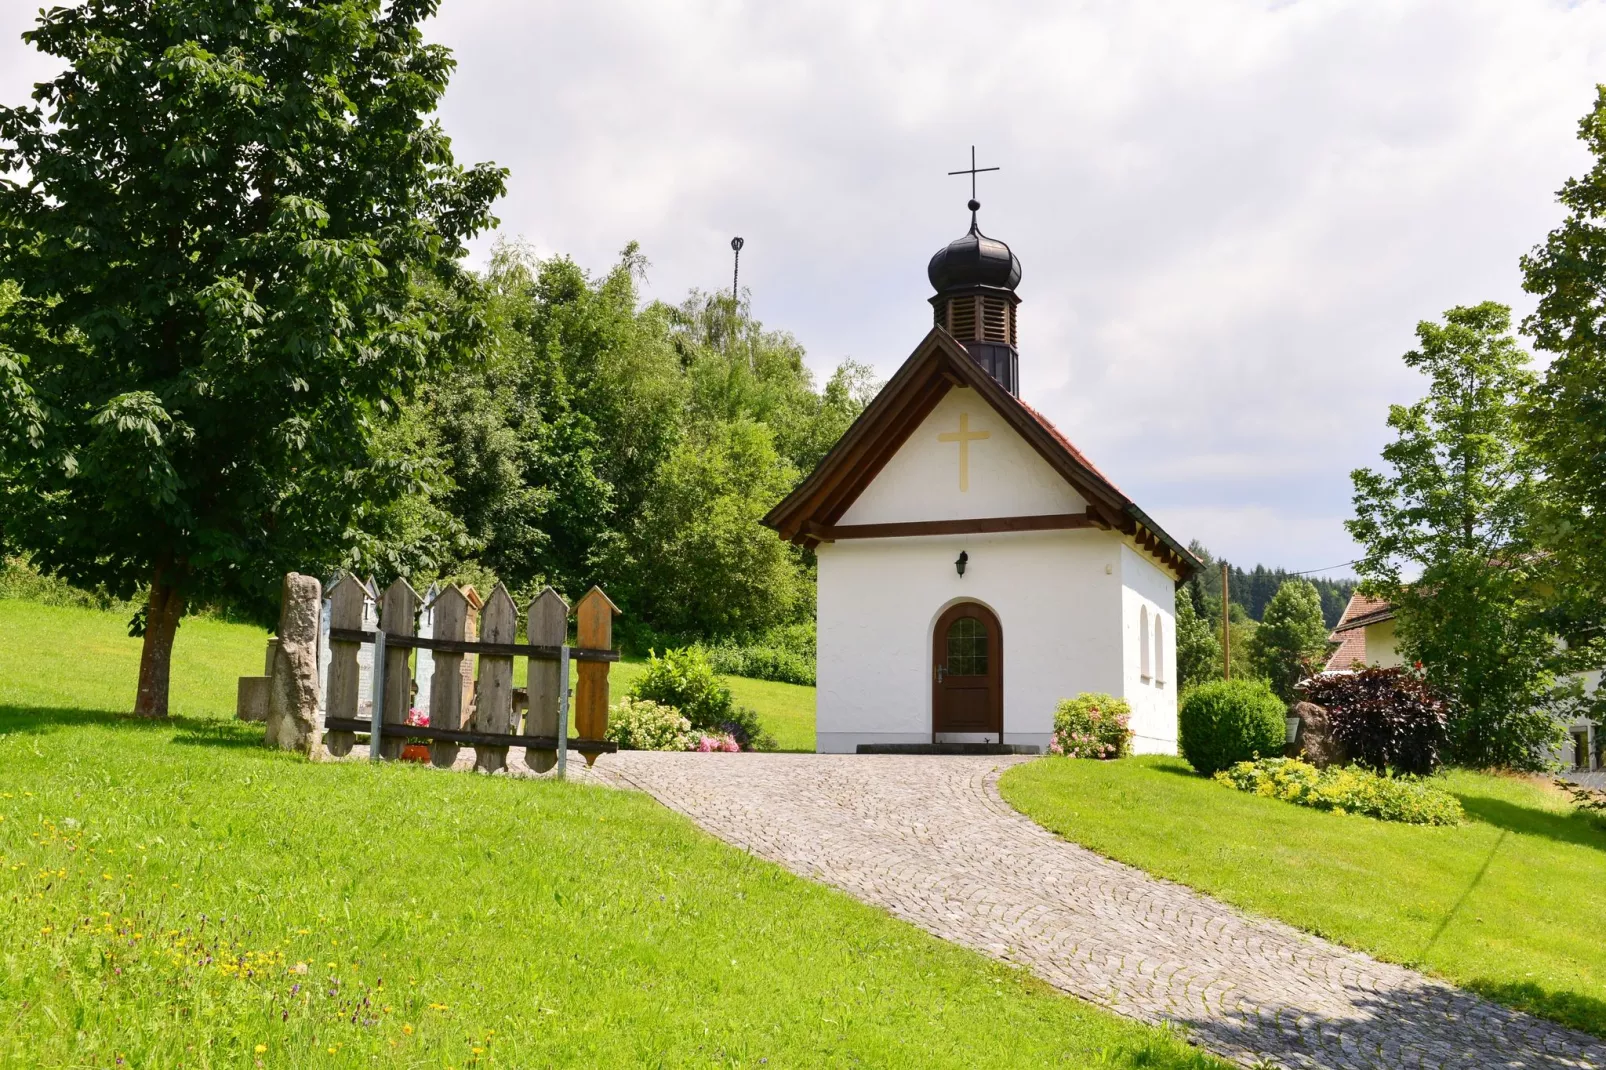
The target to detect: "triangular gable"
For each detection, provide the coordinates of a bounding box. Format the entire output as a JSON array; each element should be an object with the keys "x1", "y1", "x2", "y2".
[{"x1": 762, "y1": 327, "x2": 1199, "y2": 580}]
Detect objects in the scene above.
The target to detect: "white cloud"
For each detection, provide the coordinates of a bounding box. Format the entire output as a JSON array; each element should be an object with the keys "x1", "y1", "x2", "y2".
[{"x1": 4, "y1": 0, "x2": 1604, "y2": 571}]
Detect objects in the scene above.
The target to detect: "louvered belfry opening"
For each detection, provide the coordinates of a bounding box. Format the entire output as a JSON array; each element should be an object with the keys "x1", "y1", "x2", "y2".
[
  {"x1": 926, "y1": 200, "x2": 1023, "y2": 395},
  {"x1": 934, "y1": 294, "x2": 1017, "y2": 348}
]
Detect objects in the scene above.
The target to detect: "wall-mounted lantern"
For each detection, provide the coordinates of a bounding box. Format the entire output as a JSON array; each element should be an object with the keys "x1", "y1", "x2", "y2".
[{"x1": 955, "y1": 551, "x2": 968, "y2": 578}]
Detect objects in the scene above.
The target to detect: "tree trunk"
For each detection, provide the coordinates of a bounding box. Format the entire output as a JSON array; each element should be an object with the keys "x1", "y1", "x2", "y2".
[{"x1": 133, "y1": 565, "x2": 187, "y2": 718}]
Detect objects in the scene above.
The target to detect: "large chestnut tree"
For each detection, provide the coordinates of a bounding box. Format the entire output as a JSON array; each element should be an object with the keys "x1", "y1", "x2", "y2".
[{"x1": 0, "y1": 0, "x2": 504, "y2": 715}]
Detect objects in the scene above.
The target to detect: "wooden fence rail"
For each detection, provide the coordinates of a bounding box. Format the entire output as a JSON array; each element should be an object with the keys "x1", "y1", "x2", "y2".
[{"x1": 250, "y1": 570, "x2": 621, "y2": 777}]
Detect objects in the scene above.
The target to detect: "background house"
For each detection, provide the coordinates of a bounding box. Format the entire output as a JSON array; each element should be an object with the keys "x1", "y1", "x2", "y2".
[{"x1": 1324, "y1": 592, "x2": 1601, "y2": 774}]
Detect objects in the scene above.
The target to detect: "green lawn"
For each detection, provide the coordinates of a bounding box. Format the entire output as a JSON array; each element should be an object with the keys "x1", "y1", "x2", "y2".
[
  {"x1": 0, "y1": 599, "x2": 818, "y2": 750},
  {"x1": 1000, "y1": 754, "x2": 1606, "y2": 1039},
  {"x1": 0, "y1": 600, "x2": 1219, "y2": 1068}
]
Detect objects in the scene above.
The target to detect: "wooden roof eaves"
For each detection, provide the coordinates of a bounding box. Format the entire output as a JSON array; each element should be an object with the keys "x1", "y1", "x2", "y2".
[
  {"x1": 763, "y1": 328, "x2": 958, "y2": 542},
  {"x1": 1125, "y1": 504, "x2": 1201, "y2": 582},
  {"x1": 764, "y1": 327, "x2": 1199, "y2": 581}
]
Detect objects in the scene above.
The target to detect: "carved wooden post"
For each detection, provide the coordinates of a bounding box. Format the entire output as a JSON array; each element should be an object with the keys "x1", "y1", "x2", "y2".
[
  {"x1": 427, "y1": 585, "x2": 471, "y2": 769},
  {"x1": 524, "y1": 587, "x2": 568, "y2": 774},
  {"x1": 378, "y1": 578, "x2": 420, "y2": 761},
  {"x1": 574, "y1": 586, "x2": 619, "y2": 766},
  {"x1": 473, "y1": 584, "x2": 517, "y2": 773},
  {"x1": 324, "y1": 572, "x2": 366, "y2": 757}
]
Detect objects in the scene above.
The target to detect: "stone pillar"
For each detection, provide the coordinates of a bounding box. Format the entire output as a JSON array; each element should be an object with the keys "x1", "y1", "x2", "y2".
[{"x1": 265, "y1": 572, "x2": 324, "y2": 754}]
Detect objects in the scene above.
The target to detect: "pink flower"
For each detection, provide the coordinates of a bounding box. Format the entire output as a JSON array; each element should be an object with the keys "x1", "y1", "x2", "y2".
[
  {"x1": 692, "y1": 733, "x2": 741, "y2": 753},
  {"x1": 405, "y1": 708, "x2": 428, "y2": 728}
]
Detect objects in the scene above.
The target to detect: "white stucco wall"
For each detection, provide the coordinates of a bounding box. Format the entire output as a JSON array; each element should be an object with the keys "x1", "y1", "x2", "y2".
[
  {"x1": 838, "y1": 388, "x2": 1086, "y2": 525},
  {"x1": 1118, "y1": 545, "x2": 1180, "y2": 754},
  {"x1": 816, "y1": 529, "x2": 1134, "y2": 753}
]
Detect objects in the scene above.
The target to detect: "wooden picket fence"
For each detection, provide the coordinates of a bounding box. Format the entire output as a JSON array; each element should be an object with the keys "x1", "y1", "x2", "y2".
[{"x1": 317, "y1": 571, "x2": 620, "y2": 777}]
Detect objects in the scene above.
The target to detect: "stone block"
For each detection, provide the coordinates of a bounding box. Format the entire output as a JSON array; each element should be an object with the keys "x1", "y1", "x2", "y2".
[
  {"x1": 1292, "y1": 701, "x2": 1345, "y2": 768},
  {"x1": 237, "y1": 676, "x2": 271, "y2": 722}
]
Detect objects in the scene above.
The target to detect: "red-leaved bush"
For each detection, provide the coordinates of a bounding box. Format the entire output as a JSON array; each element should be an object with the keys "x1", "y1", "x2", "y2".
[{"x1": 1300, "y1": 667, "x2": 1449, "y2": 776}]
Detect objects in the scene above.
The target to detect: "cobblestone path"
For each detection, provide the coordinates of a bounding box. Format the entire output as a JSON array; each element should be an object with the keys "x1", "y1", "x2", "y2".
[{"x1": 582, "y1": 751, "x2": 1605, "y2": 1070}]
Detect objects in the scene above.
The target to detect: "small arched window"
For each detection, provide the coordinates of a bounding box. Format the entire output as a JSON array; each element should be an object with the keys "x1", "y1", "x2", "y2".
[
  {"x1": 1153, "y1": 614, "x2": 1166, "y2": 686},
  {"x1": 1139, "y1": 604, "x2": 1151, "y2": 680}
]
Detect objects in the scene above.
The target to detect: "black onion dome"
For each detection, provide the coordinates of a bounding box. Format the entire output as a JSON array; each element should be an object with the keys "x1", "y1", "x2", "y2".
[{"x1": 927, "y1": 200, "x2": 1022, "y2": 293}]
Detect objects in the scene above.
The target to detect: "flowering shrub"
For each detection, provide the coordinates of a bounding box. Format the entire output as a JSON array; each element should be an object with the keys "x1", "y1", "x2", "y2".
[
  {"x1": 1049, "y1": 693, "x2": 1133, "y2": 758},
  {"x1": 1214, "y1": 757, "x2": 1465, "y2": 825},
  {"x1": 605, "y1": 698, "x2": 695, "y2": 752},
  {"x1": 1300, "y1": 667, "x2": 1449, "y2": 776},
  {"x1": 628, "y1": 647, "x2": 775, "y2": 750},
  {"x1": 691, "y1": 732, "x2": 741, "y2": 753}
]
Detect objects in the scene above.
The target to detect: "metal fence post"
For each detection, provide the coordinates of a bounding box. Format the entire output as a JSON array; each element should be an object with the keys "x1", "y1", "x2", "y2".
[
  {"x1": 556, "y1": 644, "x2": 570, "y2": 779},
  {"x1": 369, "y1": 629, "x2": 387, "y2": 761}
]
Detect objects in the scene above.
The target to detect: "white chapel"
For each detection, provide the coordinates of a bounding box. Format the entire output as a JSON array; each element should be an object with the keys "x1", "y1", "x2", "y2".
[{"x1": 763, "y1": 198, "x2": 1199, "y2": 755}]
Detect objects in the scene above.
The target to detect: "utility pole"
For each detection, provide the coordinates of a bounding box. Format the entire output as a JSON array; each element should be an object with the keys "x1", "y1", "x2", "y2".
[
  {"x1": 1221, "y1": 560, "x2": 1231, "y2": 681},
  {"x1": 730, "y1": 236, "x2": 744, "y2": 303}
]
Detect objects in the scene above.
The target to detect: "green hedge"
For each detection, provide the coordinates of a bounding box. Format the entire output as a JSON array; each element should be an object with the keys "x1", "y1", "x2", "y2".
[
  {"x1": 1215, "y1": 758, "x2": 1465, "y2": 825},
  {"x1": 702, "y1": 642, "x2": 814, "y2": 686},
  {"x1": 1178, "y1": 678, "x2": 1286, "y2": 775}
]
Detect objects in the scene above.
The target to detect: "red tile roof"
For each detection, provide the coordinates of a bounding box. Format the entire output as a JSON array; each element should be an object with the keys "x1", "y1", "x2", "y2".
[
  {"x1": 1018, "y1": 401, "x2": 1127, "y2": 499},
  {"x1": 1322, "y1": 593, "x2": 1395, "y2": 671},
  {"x1": 1330, "y1": 593, "x2": 1394, "y2": 636},
  {"x1": 1324, "y1": 629, "x2": 1369, "y2": 672}
]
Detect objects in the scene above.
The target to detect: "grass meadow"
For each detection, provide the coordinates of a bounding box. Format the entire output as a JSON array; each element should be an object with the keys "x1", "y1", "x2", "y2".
[
  {"x1": 0, "y1": 601, "x2": 1221, "y2": 1069},
  {"x1": 1000, "y1": 754, "x2": 1606, "y2": 1039}
]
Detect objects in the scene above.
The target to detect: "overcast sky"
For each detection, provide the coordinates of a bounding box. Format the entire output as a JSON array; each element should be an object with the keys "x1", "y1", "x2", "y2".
[{"x1": 5, "y1": 1, "x2": 1605, "y2": 575}]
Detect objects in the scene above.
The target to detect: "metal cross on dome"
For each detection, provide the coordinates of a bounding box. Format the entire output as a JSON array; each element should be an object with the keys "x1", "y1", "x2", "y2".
[{"x1": 947, "y1": 145, "x2": 1000, "y2": 206}]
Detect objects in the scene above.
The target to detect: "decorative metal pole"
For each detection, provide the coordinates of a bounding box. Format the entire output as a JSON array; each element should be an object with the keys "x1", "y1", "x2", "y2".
[
  {"x1": 555, "y1": 644, "x2": 571, "y2": 780},
  {"x1": 730, "y1": 236, "x2": 744, "y2": 302},
  {"x1": 1221, "y1": 561, "x2": 1231, "y2": 681},
  {"x1": 368, "y1": 628, "x2": 387, "y2": 760}
]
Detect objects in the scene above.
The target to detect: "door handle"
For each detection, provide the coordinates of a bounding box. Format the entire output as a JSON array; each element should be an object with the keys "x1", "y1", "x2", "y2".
[{"x1": 936, "y1": 665, "x2": 946, "y2": 683}]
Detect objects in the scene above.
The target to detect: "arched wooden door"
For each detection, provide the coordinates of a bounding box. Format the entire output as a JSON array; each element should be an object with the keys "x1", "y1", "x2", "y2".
[{"x1": 932, "y1": 602, "x2": 1003, "y2": 739}]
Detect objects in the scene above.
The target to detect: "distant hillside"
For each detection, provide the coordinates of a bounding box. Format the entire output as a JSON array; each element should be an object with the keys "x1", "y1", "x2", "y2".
[{"x1": 1185, "y1": 543, "x2": 1357, "y2": 629}]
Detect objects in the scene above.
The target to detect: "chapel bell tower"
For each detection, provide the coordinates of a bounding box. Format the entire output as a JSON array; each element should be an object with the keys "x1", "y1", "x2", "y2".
[{"x1": 927, "y1": 197, "x2": 1023, "y2": 395}]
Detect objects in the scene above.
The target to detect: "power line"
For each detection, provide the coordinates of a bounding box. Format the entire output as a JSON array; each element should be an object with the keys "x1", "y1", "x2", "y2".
[
  {"x1": 1284, "y1": 559, "x2": 1361, "y2": 575},
  {"x1": 1206, "y1": 557, "x2": 1363, "y2": 581}
]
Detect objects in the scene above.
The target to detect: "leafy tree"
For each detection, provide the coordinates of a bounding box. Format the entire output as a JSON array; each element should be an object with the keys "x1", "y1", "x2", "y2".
[
  {"x1": 407, "y1": 242, "x2": 683, "y2": 599},
  {"x1": 621, "y1": 419, "x2": 806, "y2": 638},
  {"x1": 1187, "y1": 540, "x2": 1357, "y2": 628},
  {"x1": 666, "y1": 290, "x2": 877, "y2": 475},
  {"x1": 389, "y1": 245, "x2": 867, "y2": 643},
  {"x1": 1347, "y1": 303, "x2": 1561, "y2": 769},
  {"x1": 1248, "y1": 579, "x2": 1331, "y2": 703},
  {"x1": 1173, "y1": 596, "x2": 1221, "y2": 691},
  {"x1": 1521, "y1": 85, "x2": 1606, "y2": 682},
  {"x1": 0, "y1": 0, "x2": 504, "y2": 716}
]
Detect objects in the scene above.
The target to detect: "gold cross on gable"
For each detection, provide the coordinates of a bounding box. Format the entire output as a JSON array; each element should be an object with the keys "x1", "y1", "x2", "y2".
[{"x1": 937, "y1": 411, "x2": 990, "y2": 492}]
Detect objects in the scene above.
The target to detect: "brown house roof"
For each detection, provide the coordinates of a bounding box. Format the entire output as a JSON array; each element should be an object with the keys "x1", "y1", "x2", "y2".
[
  {"x1": 1330, "y1": 593, "x2": 1394, "y2": 636},
  {"x1": 1323, "y1": 628, "x2": 1370, "y2": 672},
  {"x1": 1321, "y1": 592, "x2": 1395, "y2": 671},
  {"x1": 761, "y1": 327, "x2": 1199, "y2": 581}
]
